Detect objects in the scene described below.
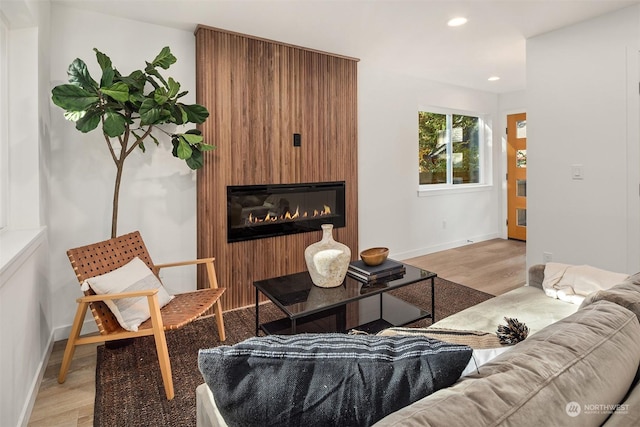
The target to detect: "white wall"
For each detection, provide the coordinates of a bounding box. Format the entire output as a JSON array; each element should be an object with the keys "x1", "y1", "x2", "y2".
[
  {"x1": 0, "y1": 1, "x2": 51, "y2": 425},
  {"x1": 0, "y1": 12, "x2": 7, "y2": 229},
  {"x1": 0, "y1": 231, "x2": 48, "y2": 427},
  {"x1": 48, "y1": 4, "x2": 201, "y2": 337},
  {"x1": 8, "y1": 26, "x2": 40, "y2": 228},
  {"x1": 358, "y1": 64, "x2": 503, "y2": 259},
  {"x1": 527, "y1": 6, "x2": 640, "y2": 273}
]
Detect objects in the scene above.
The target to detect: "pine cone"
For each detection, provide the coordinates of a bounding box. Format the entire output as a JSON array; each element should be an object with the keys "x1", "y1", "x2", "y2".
[{"x1": 497, "y1": 317, "x2": 529, "y2": 345}]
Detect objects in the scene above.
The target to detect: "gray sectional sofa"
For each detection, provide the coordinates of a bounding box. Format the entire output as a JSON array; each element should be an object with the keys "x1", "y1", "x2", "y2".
[{"x1": 197, "y1": 265, "x2": 640, "y2": 426}]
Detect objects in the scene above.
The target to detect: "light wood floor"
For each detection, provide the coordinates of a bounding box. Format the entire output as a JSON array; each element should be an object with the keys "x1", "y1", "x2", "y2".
[
  {"x1": 404, "y1": 238, "x2": 526, "y2": 296},
  {"x1": 28, "y1": 238, "x2": 525, "y2": 426}
]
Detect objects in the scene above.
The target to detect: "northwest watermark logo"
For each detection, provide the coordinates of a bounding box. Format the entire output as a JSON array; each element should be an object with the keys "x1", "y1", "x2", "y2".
[
  {"x1": 565, "y1": 401, "x2": 630, "y2": 417},
  {"x1": 565, "y1": 401, "x2": 581, "y2": 417}
]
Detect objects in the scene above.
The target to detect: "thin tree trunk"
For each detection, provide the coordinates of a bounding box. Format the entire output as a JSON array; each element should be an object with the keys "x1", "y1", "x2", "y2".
[
  {"x1": 107, "y1": 125, "x2": 151, "y2": 238},
  {"x1": 111, "y1": 159, "x2": 125, "y2": 238}
]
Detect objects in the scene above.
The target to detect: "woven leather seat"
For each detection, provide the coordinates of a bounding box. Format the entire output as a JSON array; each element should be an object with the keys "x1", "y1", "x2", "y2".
[{"x1": 58, "y1": 231, "x2": 226, "y2": 400}]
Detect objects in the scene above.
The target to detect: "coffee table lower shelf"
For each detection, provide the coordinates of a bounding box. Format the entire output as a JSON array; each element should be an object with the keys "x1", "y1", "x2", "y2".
[{"x1": 258, "y1": 295, "x2": 432, "y2": 335}]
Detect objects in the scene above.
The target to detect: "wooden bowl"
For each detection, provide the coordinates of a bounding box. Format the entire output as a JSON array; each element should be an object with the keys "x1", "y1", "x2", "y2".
[{"x1": 360, "y1": 247, "x2": 389, "y2": 266}]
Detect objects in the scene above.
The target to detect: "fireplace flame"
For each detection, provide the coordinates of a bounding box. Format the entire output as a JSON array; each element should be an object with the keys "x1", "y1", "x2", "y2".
[
  {"x1": 246, "y1": 204, "x2": 332, "y2": 225},
  {"x1": 284, "y1": 207, "x2": 300, "y2": 220}
]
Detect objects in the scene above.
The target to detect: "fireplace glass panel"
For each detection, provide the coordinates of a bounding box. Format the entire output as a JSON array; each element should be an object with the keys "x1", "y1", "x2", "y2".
[{"x1": 227, "y1": 182, "x2": 346, "y2": 242}]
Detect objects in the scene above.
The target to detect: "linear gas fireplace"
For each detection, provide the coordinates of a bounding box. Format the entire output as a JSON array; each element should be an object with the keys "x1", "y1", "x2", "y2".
[{"x1": 227, "y1": 181, "x2": 346, "y2": 243}]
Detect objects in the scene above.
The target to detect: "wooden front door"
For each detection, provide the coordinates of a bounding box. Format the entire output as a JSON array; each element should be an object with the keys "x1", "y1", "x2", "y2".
[{"x1": 507, "y1": 113, "x2": 527, "y2": 241}]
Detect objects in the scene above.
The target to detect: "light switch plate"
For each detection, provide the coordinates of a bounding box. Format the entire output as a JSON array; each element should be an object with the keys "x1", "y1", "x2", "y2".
[{"x1": 571, "y1": 164, "x2": 584, "y2": 180}]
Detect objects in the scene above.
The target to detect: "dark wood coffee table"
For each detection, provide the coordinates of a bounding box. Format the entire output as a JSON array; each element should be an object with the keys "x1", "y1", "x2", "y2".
[{"x1": 253, "y1": 263, "x2": 436, "y2": 335}]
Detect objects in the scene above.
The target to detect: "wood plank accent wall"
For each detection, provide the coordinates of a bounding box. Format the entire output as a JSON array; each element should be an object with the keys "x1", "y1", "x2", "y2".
[{"x1": 195, "y1": 25, "x2": 359, "y2": 310}]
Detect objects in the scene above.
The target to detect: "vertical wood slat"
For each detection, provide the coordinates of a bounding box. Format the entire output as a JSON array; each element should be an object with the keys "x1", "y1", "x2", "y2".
[{"x1": 195, "y1": 26, "x2": 359, "y2": 311}]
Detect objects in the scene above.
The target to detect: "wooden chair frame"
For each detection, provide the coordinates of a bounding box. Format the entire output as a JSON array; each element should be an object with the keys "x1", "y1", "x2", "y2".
[{"x1": 58, "y1": 231, "x2": 226, "y2": 400}]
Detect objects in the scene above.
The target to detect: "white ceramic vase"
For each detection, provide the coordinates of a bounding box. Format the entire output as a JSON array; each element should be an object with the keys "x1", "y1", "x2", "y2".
[{"x1": 304, "y1": 224, "x2": 351, "y2": 288}]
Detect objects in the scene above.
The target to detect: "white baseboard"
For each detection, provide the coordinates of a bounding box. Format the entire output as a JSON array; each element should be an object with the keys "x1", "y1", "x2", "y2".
[
  {"x1": 18, "y1": 333, "x2": 53, "y2": 427},
  {"x1": 391, "y1": 233, "x2": 501, "y2": 261},
  {"x1": 53, "y1": 318, "x2": 99, "y2": 342}
]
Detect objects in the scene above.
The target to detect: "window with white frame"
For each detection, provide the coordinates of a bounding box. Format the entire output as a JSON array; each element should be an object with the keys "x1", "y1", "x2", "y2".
[
  {"x1": 0, "y1": 14, "x2": 8, "y2": 230},
  {"x1": 418, "y1": 110, "x2": 484, "y2": 187}
]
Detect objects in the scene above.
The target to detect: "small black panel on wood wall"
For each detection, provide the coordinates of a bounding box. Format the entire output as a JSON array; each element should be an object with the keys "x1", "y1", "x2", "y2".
[{"x1": 293, "y1": 133, "x2": 301, "y2": 147}]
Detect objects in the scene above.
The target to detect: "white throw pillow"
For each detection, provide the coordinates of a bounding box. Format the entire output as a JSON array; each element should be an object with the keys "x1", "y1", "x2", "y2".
[
  {"x1": 460, "y1": 347, "x2": 511, "y2": 377},
  {"x1": 82, "y1": 257, "x2": 174, "y2": 331}
]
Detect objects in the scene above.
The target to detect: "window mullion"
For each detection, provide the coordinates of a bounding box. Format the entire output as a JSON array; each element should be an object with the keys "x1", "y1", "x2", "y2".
[{"x1": 446, "y1": 114, "x2": 453, "y2": 185}]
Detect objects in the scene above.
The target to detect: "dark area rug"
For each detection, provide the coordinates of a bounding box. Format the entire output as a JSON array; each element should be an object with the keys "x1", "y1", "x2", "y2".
[{"x1": 94, "y1": 277, "x2": 493, "y2": 426}]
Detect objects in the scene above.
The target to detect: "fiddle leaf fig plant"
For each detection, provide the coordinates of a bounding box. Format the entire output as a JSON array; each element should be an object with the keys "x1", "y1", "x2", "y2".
[{"x1": 52, "y1": 46, "x2": 213, "y2": 238}]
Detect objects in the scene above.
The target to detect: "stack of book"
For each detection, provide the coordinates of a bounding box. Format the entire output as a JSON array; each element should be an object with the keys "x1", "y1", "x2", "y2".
[{"x1": 347, "y1": 259, "x2": 406, "y2": 283}]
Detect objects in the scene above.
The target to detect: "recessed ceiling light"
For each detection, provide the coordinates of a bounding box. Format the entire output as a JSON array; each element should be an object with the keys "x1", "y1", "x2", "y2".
[
  {"x1": 488, "y1": 76, "x2": 501, "y2": 81},
  {"x1": 447, "y1": 17, "x2": 468, "y2": 27}
]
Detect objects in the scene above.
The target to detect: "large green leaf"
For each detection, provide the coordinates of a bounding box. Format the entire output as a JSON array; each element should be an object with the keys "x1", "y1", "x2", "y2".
[
  {"x1": 100, "y1": 67, "x2": 115, "y2": 88},
  {"x1": 184, "y1": 129, "x2": 214, "y2": 151},
  {"x1": 101, "y1": 82, "x2": 129, "y2": 103},
  {"x1": 94, "y1": 49, "x2": 116, "y2": 87},
  {"x1": 75, "y1": 109, "x2": 101, "y2": 132},
  {"x1": 119, "y1": 70, "x2": 146, "y2": 91},
  {"x1": 154, "y1": 87, "x2": 169, "y2": 105},
  {"x1": 103, "y1": 111, "x2": 127, "y2": 137},
  {"x1": 185, "y1": 149, "x2": 204, "y2": 169},
  {"x1": 139, "y1": 98, "x2": 162, "y2": 125},
  {"x1": 167, "y1": 77, "x2": 180, "y2": 98},
  {"x1": 93, "y1": 48, "x2": 113, "y2": 71},
  {"x1": 180, "y1": 103, "x2": 209, "y2": 124},
  {"x1": 170, "y1": 104, "x2": 187, "y2": 124},
  {"x1": 52, "y1": 84, "x2": 100, "y2": 111},
  {"x1": 144, "y1": 65, "x2": 166, "y2": 88},
  {"x1": 159, "y1": 108, "x2": 173, "y2": 122},
  {"x1": 151, "y1": 46, "x2": 176, "y2": 70},
  {"x1": 67, "y1": 58, "x2": 98, "y2": 91},
  {"x1": 176, "y1": 136, "x2": 193, "y2": 159},
  {"x1": 128, "y1": 92, "x2": 146, "y2": 107},
  {"x1": 180, "y1": 132, "x2": 203, "y2": 145}
]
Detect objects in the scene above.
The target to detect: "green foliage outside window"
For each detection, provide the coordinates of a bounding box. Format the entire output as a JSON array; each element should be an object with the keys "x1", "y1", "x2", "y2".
[
  {"x1": 419, "y1": 111, "x2": 480, "y2": 185},
  {"x1": 418, "y1": 112, "x2": 447, "y2": 184}
]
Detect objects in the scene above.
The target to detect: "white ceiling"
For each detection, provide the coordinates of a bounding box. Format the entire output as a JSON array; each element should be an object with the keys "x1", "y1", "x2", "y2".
[{"x1": 54, "y1": 0, "x2": 640, "y2": 93}]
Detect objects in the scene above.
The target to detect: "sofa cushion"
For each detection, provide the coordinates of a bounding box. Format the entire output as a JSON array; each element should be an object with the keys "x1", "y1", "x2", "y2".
[
  {"x1": 528, "y1": 264, "x2": 545, "y2": 289},
  {"x1": 580, "y1": 273, "x2": 640, "y2": 321},
  {"x1": 198, "y1": 333, "x2": 472, "y2": 427},
  {"x1": 430, "y1": 286, "x2": 579, "y2": 335},
  {"x1": 374, "y1": 301, "x2": 640, "y2": 427},
  {"x1": 196, "y1": 383, "x2": 227, "y2": 427},
  {"x1": 602, "y1": 377, "x2": 640, "y2": 426}
]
